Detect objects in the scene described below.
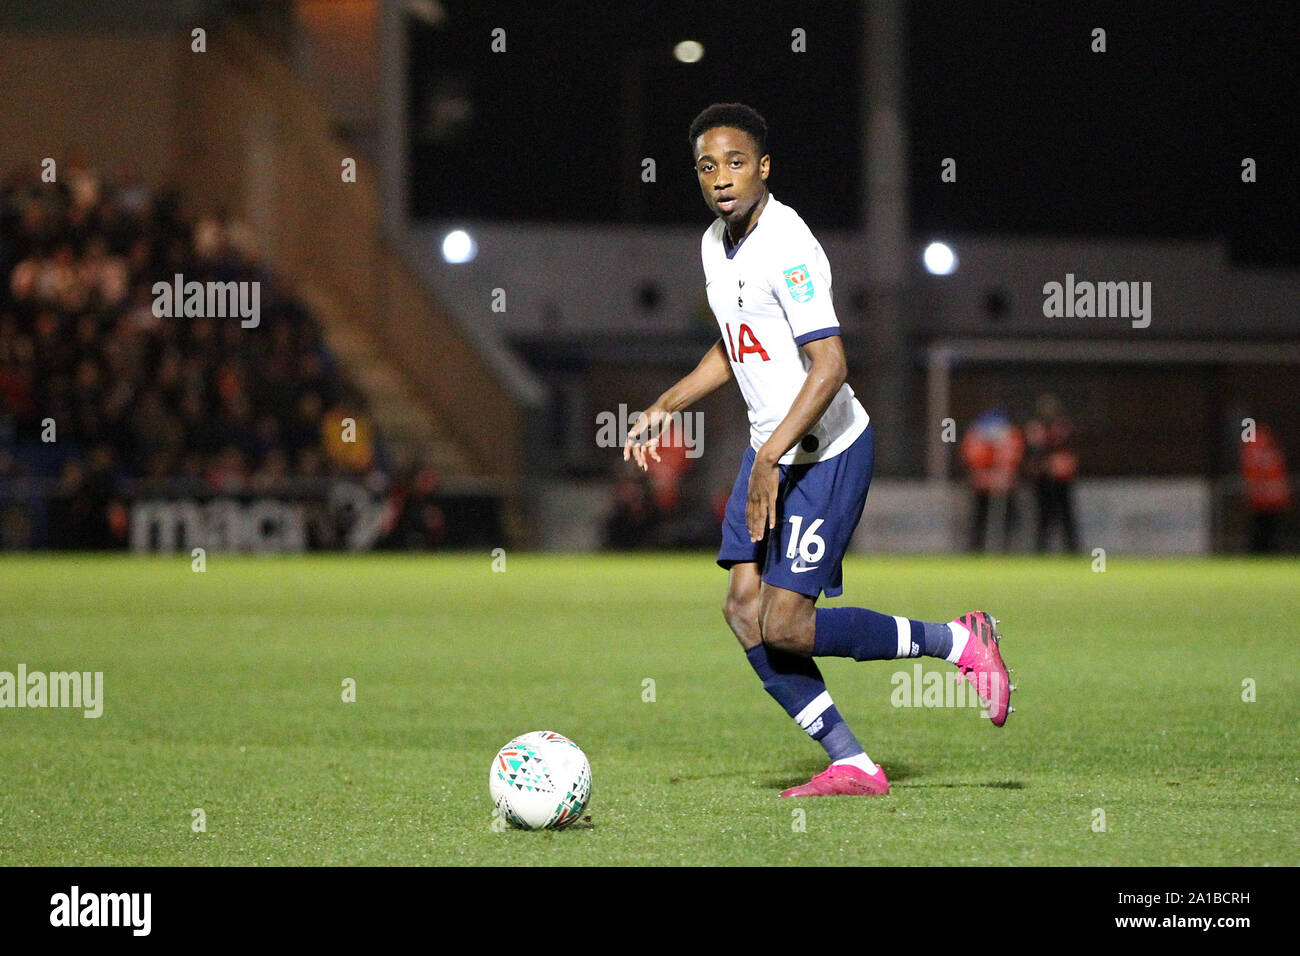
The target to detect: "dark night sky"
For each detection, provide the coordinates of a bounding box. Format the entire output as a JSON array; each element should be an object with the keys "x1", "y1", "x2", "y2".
[{"x1": 409, "y1": 0, "x2": 1298, "y2": 263}]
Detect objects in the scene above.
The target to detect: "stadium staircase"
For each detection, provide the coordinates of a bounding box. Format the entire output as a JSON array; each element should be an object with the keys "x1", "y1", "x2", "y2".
[{"x1": 172, "y1": 21, "x2": 524, "y2": 514}]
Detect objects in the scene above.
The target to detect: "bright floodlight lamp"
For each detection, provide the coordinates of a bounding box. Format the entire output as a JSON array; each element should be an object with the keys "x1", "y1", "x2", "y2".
[
  {"x1": 442, "y1": 229, "x2": 477, "y2": 264},
  {"x1": 673, "y1": 40, "x2": 705, "y2": 63},
  {"x1": 923, "y1": 241, "x2": 957, "y2": 275}
]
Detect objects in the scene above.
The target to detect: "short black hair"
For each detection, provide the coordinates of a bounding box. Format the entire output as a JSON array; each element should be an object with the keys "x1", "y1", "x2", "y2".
[{"x1": 688, "y1": 103, "x2": 768, "y2": 158}]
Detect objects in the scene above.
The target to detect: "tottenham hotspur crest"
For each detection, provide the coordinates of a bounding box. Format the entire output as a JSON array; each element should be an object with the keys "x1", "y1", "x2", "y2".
[{"x1": 783, "y1": 264, "x2": 815, "y2": 303}]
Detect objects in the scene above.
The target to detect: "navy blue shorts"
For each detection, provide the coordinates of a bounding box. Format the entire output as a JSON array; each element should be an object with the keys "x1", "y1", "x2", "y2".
[{"x1": 717, "y1": 423, "x2": 874, "y2": 598}]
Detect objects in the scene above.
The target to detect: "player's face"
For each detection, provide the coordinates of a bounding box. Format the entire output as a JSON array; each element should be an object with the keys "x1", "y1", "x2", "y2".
[{"x1": 693, "y1": 126, "x2": 770, "y2": 225}]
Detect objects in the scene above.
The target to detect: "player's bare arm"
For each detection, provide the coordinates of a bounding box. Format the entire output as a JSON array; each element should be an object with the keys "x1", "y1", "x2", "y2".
[
  {"x1": 745, "y1": 335, "x2": 849, "y2": 541},
  {"x1": 624, "y1": 338, "x2": 733, "y2": 470}
]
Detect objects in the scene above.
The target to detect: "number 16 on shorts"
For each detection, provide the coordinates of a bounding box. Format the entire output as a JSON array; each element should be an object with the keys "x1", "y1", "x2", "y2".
[{"x1": 786, "y1": 515, "x2": 825, "y2": 571}]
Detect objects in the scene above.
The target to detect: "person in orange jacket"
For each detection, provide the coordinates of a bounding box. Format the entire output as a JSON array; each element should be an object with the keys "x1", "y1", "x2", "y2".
[
  {"x1": 961, "y1": 408, "x2": 1024, "y2": 552},
  {"x1": 1024, "y1": 394, "x2": 1080, "y2": 553},
  {"x1": 1240, "y1": 422, "x2": 1291, "y2": 553}
]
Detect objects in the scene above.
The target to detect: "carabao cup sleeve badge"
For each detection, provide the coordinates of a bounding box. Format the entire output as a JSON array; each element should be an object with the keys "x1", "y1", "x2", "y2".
[{"x1": 782, "y1": 264, "x2": 815, "y2": 303}]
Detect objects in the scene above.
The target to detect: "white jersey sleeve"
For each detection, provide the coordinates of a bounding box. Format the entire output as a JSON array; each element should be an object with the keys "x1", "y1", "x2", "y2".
[{"x1": 767, "y1": 222, "x2": 840, "y2": 345}]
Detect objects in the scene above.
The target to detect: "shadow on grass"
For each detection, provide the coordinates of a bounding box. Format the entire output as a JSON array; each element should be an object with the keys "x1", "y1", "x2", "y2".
[
  {"x1": 507, "y1": 821, "x2": 597, "y2": 833},
  {"x1": 853, "y1": 764, "x2": 1026, "y2": 790},
  {"x1": 908, "y1": 780, "x2": 1026, "y2": 790}
]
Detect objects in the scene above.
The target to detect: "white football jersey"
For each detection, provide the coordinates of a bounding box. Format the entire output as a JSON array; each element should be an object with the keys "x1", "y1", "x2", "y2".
[{"x1": 701, "y1": 194, "x2": 869, "y2": 465}]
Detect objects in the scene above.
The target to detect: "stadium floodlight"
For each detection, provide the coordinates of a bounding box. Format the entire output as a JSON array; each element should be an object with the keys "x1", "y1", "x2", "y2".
[
  {"x1": 673, "y1": 40, "x2": 705, "y2": 63},
  {"x1": 923, "y1": 241, "x2": 957, "y2": 275},
  {"x1": 442, "y1": 229, "x2": 477, "y2": 264}
]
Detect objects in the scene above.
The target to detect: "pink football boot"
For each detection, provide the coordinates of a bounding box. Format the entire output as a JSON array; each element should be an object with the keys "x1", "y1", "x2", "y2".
[
  {"x1": 953, "y1": 611, "x2": 1015, "y2": 726},
  {"x1": 780, "y1": 763, "x2": 890, "y2": 797}
]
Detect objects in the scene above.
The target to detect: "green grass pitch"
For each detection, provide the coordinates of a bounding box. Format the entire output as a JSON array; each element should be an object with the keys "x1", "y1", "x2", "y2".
[{"x1": 0, "y1": 552, "x2": 1295, "y2": 866}]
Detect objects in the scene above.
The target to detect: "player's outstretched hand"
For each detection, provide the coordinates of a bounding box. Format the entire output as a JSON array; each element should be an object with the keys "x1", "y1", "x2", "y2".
[{"x1": 623, "y1": 405, "x2": 671, "y2": 471}]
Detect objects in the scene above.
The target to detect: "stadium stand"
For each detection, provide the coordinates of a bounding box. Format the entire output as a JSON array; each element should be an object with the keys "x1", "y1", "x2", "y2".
[{"x1": 0, "y1": 156, "x2": 462, "y2": 549}]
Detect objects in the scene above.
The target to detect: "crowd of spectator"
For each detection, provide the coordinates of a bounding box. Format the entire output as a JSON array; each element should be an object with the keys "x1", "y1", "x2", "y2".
[{"x1": 0, "y1": 152, "x2": 445, "y2": 548}]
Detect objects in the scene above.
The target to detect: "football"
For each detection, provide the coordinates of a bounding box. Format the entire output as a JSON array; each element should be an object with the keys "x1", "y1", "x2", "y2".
[{"x1": 489, "y1": 731, "x2": 592, "y2": 830}]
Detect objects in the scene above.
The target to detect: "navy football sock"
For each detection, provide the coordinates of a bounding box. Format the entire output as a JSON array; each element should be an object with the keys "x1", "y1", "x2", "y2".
[
  {"x1": 813, "y1": 607, "x2": 954, "y2": 661},
  {"x1": 744, "y1": 643, "x2": 863, "y2": 761}
]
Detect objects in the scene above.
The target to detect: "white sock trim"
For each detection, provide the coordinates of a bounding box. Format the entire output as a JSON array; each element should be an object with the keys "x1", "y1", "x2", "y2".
[
  {"x1": 833, "y1": 752, "x2": 879, "y2": 775},
  {"x1": 893, "y1": 615, "x2": 911, "y2": 658},
  {"x1": 794, "y1": 690, "x2": 833, "y2": 731},
  {"x1": 946, "y1": 621, "x2": 971, "y2": 664}
]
